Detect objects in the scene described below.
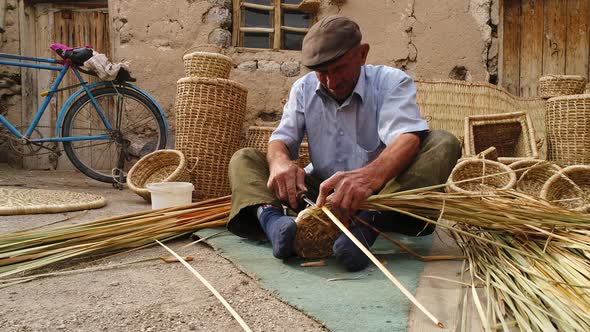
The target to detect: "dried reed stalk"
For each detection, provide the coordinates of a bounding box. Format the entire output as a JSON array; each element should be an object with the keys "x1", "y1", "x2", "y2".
[{"x1": 0, "y1": 196, "x2": 231, "y2": 279}]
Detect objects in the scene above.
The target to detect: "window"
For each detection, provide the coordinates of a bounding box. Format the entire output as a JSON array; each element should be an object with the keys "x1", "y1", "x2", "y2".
[{"x1": 232, "y1": 0, "x2": 315, "y2": 50}]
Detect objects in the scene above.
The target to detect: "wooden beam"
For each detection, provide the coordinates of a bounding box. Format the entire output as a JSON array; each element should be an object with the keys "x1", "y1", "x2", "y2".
[
  {"x1": 280, "y1": 4, "x2": 299, "y2": 10},
  {"x1": 273, "y1": 0, "x2": 281, "y2": 49},
  {"x1": 520, "y1": 0, "x2": 544, "y2": 97},
  {"x1": 281, "y1": 26, "x2": 309, "y2": 33},
  {"x1": 241, "y1": 2, "x2": 273, "y2": 11},
  {"x1": 239, "y1": 27, "x2": 274, "y2": 33},
  {"x1": 501, "y1": 0, "x2": 520, "y2": 96},
  {"x1": 542, "y1": 0, "x2": 567, "y2": 76},
  {"x1": 232, "y1": 0, "x2": 240, "y2": 46},
  {"x1": 565, "y1": 0, "x2": 590, "y2": 79}
]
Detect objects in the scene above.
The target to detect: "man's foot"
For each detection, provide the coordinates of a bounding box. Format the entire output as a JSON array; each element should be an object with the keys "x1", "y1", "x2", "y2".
[{"x1": 257, "y1": 205, "x2": 297, "y2": 259}]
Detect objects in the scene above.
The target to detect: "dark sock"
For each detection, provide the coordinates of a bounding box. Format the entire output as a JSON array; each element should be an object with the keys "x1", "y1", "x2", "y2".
[{"x1": 257, "y1": 205, "x2": 297, "y2": 259}]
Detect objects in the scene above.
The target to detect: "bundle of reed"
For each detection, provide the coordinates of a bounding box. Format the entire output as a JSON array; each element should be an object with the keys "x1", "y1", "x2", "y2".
[
  {"x1": 357, "y1": 190, "x2": 590, "y2": 331},
  {"x1": 0, "y1": 196, "x2": 231, "y2": 279}
]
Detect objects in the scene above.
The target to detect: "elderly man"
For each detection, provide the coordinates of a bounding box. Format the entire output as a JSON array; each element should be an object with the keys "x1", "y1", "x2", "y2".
[{"x1": 227, "y1": 15, "x2": 461, "y2": 271}]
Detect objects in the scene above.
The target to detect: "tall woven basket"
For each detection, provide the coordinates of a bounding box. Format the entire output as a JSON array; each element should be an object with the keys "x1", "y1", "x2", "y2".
[
  {"x1": 242, "y1": 126, "x2": 311, "y2": 167},
  {"x1": 182, "y1": 45, "x2": 232, "y2": 79},
  {"x1": 540, "y1": 165, "x2": 590, "y2": 213},
  {"x1": 545, "y1": 94, "x2": 590, "y2": 166},
  {"x1": 538, "y1": 75, "x2": 586, "y2": 99},
  {"x1": 464, "y1": 112, "x2": 538, "y2": 164},
  {"x1": 175, "y1": 77, "x2": 248, "y2": 199}
]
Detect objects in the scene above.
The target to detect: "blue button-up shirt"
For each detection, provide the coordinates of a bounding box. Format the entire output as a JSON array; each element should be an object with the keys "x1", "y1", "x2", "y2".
[{"x1": 270, "y1": 65, "x2": 428, "y2": 180}]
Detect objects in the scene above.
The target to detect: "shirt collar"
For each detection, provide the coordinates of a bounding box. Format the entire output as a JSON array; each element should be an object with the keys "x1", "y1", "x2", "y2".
[{"x1": 314, "y1": 65, "x2": 367, "y2": 103}]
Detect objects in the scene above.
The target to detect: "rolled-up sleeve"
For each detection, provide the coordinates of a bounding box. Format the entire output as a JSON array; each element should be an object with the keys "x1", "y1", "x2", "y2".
[
  {"x1": 378, "y1": 74, "x2": 429, "y2": 145},
  {"x1": 269, "y1": 80, "x2": 306, "y2": 160}
]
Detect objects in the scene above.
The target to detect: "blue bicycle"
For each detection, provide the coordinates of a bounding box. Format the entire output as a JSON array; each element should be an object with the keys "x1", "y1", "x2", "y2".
[{"x1": 0, "y1": 44, "x2": 168, "y2": 187}]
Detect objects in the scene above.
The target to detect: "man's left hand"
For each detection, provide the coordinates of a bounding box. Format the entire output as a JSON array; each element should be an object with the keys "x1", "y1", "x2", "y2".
[{"x1": 316, "y1": 169, "x2": 377, "y2": 223}]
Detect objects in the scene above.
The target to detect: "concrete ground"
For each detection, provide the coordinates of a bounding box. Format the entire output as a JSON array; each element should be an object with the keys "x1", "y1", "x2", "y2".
[{"x1": 0, "y1": 164, "x2": 476, "y2": 332}]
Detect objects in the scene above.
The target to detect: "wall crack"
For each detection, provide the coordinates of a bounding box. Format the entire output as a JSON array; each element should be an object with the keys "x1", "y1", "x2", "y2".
[{"x1": 394, "y1": 0, "x2": 418, "y2": 73}]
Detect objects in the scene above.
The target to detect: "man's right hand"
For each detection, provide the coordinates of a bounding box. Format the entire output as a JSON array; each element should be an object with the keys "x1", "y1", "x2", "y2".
[
  {"x1": 267, "y1": 159, "x2": 306, "y2": 210},
  {"x1": 267, "y1": 140, "x2": 306, "y2": 209}
]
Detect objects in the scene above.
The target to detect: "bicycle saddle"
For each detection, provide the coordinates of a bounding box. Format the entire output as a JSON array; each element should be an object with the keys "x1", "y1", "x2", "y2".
[{"x1": 62, "y1": 48, "x2": 94, "y2": 66}]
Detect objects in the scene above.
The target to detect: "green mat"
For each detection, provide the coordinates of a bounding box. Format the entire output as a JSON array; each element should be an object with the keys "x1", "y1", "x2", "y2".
[{"x1": 195, "y1": 228, "x2": 433, "y2": 332}]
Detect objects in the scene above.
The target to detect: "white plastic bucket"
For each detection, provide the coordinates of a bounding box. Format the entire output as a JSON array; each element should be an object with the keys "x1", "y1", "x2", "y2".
[{"x1": 146, "y1": 182, "x2": 194, "y2": 210}]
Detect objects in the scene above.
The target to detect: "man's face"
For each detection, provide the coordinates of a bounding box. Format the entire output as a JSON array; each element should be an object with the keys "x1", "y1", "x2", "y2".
[{"x1": 315, "y1": 44, "x2": 369, "y2": 102}]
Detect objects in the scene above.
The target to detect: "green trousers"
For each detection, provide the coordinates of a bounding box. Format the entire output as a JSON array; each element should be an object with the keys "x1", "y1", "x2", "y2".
[{"x1": 227, "y1": 130, "x2": 461, "y2": 240}]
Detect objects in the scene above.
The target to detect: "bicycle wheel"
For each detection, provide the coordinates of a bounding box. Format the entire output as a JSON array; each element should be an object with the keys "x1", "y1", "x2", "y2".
[{"x1": 62, "y1": 86, "x2": 167, "y2": 183}]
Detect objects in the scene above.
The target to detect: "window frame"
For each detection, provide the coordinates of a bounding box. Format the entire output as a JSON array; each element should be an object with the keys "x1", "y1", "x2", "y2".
[{"x1": 232, "y1": 0, "x2": 315, "y2": 50}]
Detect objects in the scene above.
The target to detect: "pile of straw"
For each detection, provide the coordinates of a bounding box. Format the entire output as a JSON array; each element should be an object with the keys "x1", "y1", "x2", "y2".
[
  {"x1": 358, "y1": 190, "x2": 590, "y2": 331},
  {"x1": 0, "y1": 196, "x2": 230, "y2": 279}
]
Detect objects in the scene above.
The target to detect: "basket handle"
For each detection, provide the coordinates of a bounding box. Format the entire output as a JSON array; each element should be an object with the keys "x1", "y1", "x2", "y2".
[{"x1": 183, "y1": 44, "x2": 225, "y2": 58}]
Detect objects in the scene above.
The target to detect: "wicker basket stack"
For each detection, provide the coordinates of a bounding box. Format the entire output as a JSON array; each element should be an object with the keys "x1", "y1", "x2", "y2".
[
  {"x1": 538, "y1": 75, "x2": 586, "y2": 99},
  {"x1": 182, "y1": 45, "x2": 232, "y2": 79},
  {"x1": 242, "y1": 126, "x2": 311, "y2": 168},
  {"x1": 464, "y1": 112, "x2": 538, "y2": 164},
  {"x1": 545, "y1": 94, "x2": 590, "y2": 166},
  {"x1": 175, "y1": 46, "x2": 247, "y2": 200},
  {"x1": 446, "y1": 159, "x2": 516, "y2": 194}
]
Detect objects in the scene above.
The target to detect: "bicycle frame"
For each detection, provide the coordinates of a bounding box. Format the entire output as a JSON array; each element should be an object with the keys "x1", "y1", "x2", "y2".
[{"x1": 0, "y1": 52, "x2": 168, "y2": 143}]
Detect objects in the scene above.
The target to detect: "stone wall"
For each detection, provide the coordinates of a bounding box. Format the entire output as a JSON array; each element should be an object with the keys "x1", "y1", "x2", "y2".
[{"x1": 0, "y1": 0, "x2": 498, "y2": 168}]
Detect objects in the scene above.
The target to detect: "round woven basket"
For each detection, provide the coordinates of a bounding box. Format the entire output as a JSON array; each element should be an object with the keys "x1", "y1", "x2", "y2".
[
  {"x1": 446, "y1": 159, "x2": 516, "y2": 194},
  {"x1": 294, "y1": 205, "x2": 342, "y2": 259},
  {"x1": 539, "y1": 75, "x2": 586, "y2": 99},
  {"x1": 545, "y1": 94, "x2": 590, "y2": 166},
  {"x1": 242, "y1": 125, "x2": 311, "y2": 168},
  {"x1": 126, "y1": 149, "x2": 191, "y2": 201},
  {"x1": 175, "y1": 77, "x2": 247, "y2": 200},
  {"x1": 182, "y1": 45, "x2": 232, "y2": 79},
  {"x1": 508, "y1": 159, "x2": 561, "y2": 197},
  {"x1": 540, "y1": 165, "x2": 590, "y2": 212}
]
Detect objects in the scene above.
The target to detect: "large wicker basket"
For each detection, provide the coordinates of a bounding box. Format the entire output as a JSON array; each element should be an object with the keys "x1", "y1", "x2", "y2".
[
  {"x1": 508, "y1": 159, "x2": 561, "y2": 197},
  {"x1": 446, "y1": 159, "x2": 516, "y2": 194},
  {"x1": 242, "y1": 125, "x2": 311, "y2": 168},
  {"x1": 464, "y1": 112, "x2": 538, "y2": 164},
  {"x1": 545, "y1": 94, "x2": 590, "y2": 166},
  {"x1": 538, "y1": 75, "x2": 586, "y2": 99},
  {"x1": 126, "y1": 149, "x2": 191, "y2": 201},
  {"x1": 294, "y1": 205, "x2": 341, "y2": 259},
  {"x1": 182, "y1": 45, "x2": 232, "y2": 79},
  {"x1": 175, "y1": 77, "x2": 247, "y2": 200},
  {"x1": 540, "y1": 165, "x2": 590, "y2": 213}
]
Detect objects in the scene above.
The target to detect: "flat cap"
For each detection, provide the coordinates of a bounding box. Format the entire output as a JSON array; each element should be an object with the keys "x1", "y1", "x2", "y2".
[{"x1": 301, "y1": 15, "x2": 362, "y2": 68}]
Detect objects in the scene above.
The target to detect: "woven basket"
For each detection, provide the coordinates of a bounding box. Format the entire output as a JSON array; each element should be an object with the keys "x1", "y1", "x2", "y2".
[
  {"x1": 446, "y1": 159, "x2": 516, "y2": 194},
  {"x1": 538, "y1": 75, "x2": 586, "y2": 99},
  {"x1": 126, "y1": 149, "x2": 191, "y2": 201},
  {"x1": 294, "y1": 205, "x2": 342, "y2": 258},
  {"x1": 182, "y1": 45, "x2": 232, "y2": 79},
  {"x1": 464, "y1": 112, "x2": 538, "y2": 164},
  {"x1": 508, "y1": 159, "x2": 561, "y2": 197},
  {"x1": 175, "y1": 77, "x2": 247, "y2": 200},
  {"x1": 545, "y1": 94, "x2": 590, "y2": 166},
  {"x1": 242, "y1": 125, "x2": 311, "y2": 168},
  {"x1": 414, "y1": 79, "x2": 546, "y2": 159},
  {"x1": 540, "y1": 165, "x2": 590, "y2": 212}
]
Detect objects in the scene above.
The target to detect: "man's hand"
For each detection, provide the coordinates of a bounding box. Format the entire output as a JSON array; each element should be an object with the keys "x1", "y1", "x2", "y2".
[
  {"x1": 316, "y1": 169, "x2": 377, "y2": 223},
  {"x1": 267, "y1": 140, "x2": 307, "y2": 209},
  {"x1": 315, "y1": 133, "x2": 422, "y2": 222},
  {"x1": 267, "y1": 160, "x2": 306, "y2": 209}
]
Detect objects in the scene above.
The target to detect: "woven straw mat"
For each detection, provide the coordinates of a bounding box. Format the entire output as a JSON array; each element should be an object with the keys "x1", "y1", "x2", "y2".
[{"x1": 0, "y1": 187, "x2": 106, "y2": 215}]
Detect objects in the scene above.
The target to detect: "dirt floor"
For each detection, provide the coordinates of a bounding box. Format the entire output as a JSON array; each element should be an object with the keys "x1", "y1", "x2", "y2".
[{"x1": 0, "y1": 165, "x2": 473, "y2": 332}]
